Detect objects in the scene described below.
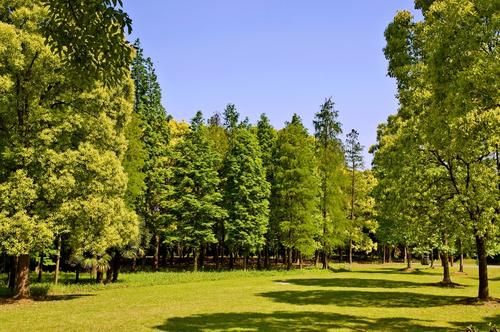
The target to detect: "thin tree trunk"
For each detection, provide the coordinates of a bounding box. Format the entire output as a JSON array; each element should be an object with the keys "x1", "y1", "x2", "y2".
[
  {"x1": 338, "y1": 247, "x2": 342, "y2": 263},
  {"x1": 264, "y1": 244, "x2": 270, "y2": 270},
  {"x1": 75, "y1": 267, "x2": 80, "y2": 283},
  {"x1": 449, "y1": 255, "x2": 454, "y2": 267},
  {"x1": 131, "y1": 257, "x2": 137, "y2": 272},
  {"x1": 243, "y1": 252, "x2": 248, "y2": 271},
  {"x1": 406, "y1": 246, "x2": 412, "y2": 269},
  {"x1": 322, "y1": 250, "x2": 329, "y2": 269},
  {"x1": 287, "y1": 247, "x2": 292, "y2": 270},
  {"x1": 382, "y1": 245, "x2": 386, "y2": 264},
  {"x1": 229, "y1": 251, "x2": 234, "y2": 270},
  {"x1": 349, "y1": 239, "x2": 353, "y2": 265},
  {"x1": 430, "y1": 250, "x2": 434, "y2": 268},
  {"x1": 193, "y1": 249, "x2": 199, "y2": 272},
  {"x1": 112, "y1": 253, "x2": 121, "y2": 282},
  {"x1": 37, "y1": 255, "x2": 43, "y2": 283},
  {"x1": 440, "y1": 250, "x2": 452, "y2": 284},
  {"x1": 199, "y1": 245, "x2": 206, "y2": 270},
  {"x1": 404, "y1": 246, "x2": 407, "y2": 265},
  {"x1": 14, "y1": 254, "x2": 30, "y2": 299},
  {"x1": 458, "y1": 240, "x2": 464, "y2": 273},
  {"x1": 388, "y1": 246, "x2": 392, "y2": 263},
  {"x1": 476, "y1": 235, "x2": 489, "y2": 300},
  {"x1": 299, "y1": 252, "x2": 303, "y2": 270},
  {"x1": 257, "y1": 250, "x2": 262, "y2": 270},
  {"x1": 153, "y1": 234, "x2": 160, "y2": 272},
  {"x1": 54, "y1": 235, "x2": 62, "y2": 285}
]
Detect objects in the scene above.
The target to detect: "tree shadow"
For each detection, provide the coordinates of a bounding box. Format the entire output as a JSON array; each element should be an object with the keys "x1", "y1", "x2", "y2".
[
  {"x1": 155, "y1": 311, "x2": 453, "y2": 331},
  {"x1": 276, "y1": 277, "x2": 426, "y2": 288},
  {"x1": 259, "y1": 290, "x2": 463, "y2": 308}
]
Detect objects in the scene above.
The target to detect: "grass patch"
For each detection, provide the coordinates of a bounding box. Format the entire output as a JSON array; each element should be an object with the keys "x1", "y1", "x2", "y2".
[{"x1": 0, "y1": 264, "x2": 499, "y2": 331}]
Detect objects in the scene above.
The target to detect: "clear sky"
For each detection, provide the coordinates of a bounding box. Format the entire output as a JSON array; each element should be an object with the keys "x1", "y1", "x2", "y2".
[{"x1": 123, "y1": 1, "x2": 419, "y2": 167}]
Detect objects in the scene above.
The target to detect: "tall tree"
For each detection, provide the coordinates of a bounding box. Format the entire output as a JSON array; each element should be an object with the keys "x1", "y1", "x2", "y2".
[
  {"x1": 173, "y1": 112, "x2": 226, "y2": 272},
  {"x1": 313, "y1": 98, "x2": 347, "y2": 269},
  {"x1": 272, "y1": 115, "x2": 319, "y2": 270},
  {"x1": 345, "y1": 129, "x2": 364, "y2": 265},
  {"x1": 223, "y1": 127, "x2": 270, "y2": 270},
  {"x1": 257, "y1": 114, "x2": 278, "y2": 268},
  {"x1": 131, "y1": 40, "x2": 171, "y2": 271}
]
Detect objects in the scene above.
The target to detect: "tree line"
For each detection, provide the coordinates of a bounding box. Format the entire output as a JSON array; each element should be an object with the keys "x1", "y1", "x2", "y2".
[{"x1": 0, "y1": 0, "x2": 376, "y2": 299}]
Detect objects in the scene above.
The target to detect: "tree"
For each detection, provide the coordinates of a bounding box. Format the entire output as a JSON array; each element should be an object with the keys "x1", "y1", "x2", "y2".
[
  {"x1": 272, "y1": 115, "x2": 319, "y2": 270},
  {"x1": 313, "y1": 98, "x2": 347, "y2": 269},
  {"x1": 345, "y1": 129, "x2": 364, "y2": 265},
  {"x1": 173, "y1": 112, "x2": 226, "y2": 272},
  {"x1": 257, "y1": 114, "x2": 278, "y2": 268},
  {"x1": 381, "y1": 1, "x2": 499, "y2": 300},
  {"x1": 131, "y1": 40, "x2": 171, "y2": 271},
  {"x1": 223, "y1": 127, "x2": 270, "y2": 270}
]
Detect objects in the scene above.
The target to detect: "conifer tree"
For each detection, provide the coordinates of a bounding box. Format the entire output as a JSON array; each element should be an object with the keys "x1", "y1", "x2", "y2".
[
  {"x1": 313, "y1": 98, "x2": 347, "y2": 269},
  {"x1": 173, "y1": 112, "x2": 226, "y2": 271},
  {"x1": 223, "y1": 127, "x2": 270, "y2": 270},
  {"x1": 272, "y1": 115, "x2": 320, "y2": 270},
  {"x1": 131, "y1": 40, "x2": 171, "y2": 271},
  {"x1": 257, "y1": 114, "x2": 278, "y2": 268},
  {"x1": 345, "y1": 129, "x2": 364, "y2": 265}
]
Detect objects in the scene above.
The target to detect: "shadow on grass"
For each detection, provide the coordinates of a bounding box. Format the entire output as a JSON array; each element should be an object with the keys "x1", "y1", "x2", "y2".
[
  {"x1": 155, "y1": 311, "x2": 453, "y2": 331},
  {"x1": 259, "y1": 290, "x2": 463, "y2": 308},
  {"x1": 277, "y1": 277, "x2": 426, "y2": 288}
]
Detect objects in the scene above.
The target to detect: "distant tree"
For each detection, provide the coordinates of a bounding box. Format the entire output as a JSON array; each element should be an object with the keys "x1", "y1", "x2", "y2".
[
  {"x1": 272, "y1": 115, "x2": 319, "y2": 270},
  {"x1": 131, "y1": 40, "x2": 171, "y2": 271},
  {"x1": 173, "y1": 112, "x2": 226, "y2": 272},
  {"x1": 313, "y1": 98, "x2": 347, "y2": 269},
  {"x1": 345, "y1": 129, "x2": 364, "y2": 265},
  {"x1": 223, "y1": 127, "x2": 270, "y2": 270}
]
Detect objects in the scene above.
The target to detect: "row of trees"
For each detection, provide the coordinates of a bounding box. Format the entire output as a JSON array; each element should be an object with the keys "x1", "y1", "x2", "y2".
[
  {"x1": 0, "y1": 0, "x2": 377, "y2": 298},
  {"x1": 372, "y1": 0, "x2": 499, "y2": 300}
]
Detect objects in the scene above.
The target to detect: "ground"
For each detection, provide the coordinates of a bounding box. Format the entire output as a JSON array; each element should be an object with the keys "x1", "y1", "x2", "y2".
[{"x1": 0, "y1": 263, "x2": 499, "y2": 331}]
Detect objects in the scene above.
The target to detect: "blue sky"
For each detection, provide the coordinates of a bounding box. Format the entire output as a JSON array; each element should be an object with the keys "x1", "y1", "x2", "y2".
[{"x1": 123, "y1": 1, "x2": 419, "y2": 166}]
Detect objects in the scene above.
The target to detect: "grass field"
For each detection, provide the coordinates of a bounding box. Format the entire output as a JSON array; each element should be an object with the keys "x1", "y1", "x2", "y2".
[{"x1": 0, "y1": 263, "x2": 499, "y2": 331}]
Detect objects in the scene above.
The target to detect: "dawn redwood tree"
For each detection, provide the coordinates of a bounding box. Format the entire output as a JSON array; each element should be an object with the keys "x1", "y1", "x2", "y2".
[
  {"x1": 345, "y1": 129, "x2": 364, "y2": 265},
  {"x1": 223, "y1": 127, "x2": 270, "y2": 270},
  {"x1": 272, "y1": 115, "x2": 320, "y2": 270},
  {"x1": 257, "y1": 114, "x2": 278, "y2": 268},
  {"x1": 313, "y1": 98, "x2": 347, "y2": 269},
  {"x1": 173, "y1": 112, "x2": 226, "y2": 272},
  {"x1": 131, "y1": 40, "x2": 172, "y2": 271}
]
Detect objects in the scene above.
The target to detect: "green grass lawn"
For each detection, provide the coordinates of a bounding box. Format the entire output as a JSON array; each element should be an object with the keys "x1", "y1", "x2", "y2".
[{"x1": 0, "y1": 263, "x2": 499, "y2": 331}]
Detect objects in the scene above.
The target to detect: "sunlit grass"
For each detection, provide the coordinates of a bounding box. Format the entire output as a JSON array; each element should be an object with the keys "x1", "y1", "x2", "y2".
[{"x1": 0, "y1": 263, "x2": 499, "y2": 331}]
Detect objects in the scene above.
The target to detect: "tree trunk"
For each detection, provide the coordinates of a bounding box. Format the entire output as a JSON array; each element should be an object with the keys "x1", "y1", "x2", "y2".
[
  {"x1": 153, "y1": 234, "x2": 160, "y2": 272},
  {"x1": 264, "y1": 245, "x2": 270, "y2": 270},
  {"x1": 91, "y1": 261, "x2": 97, "y2": 280},
  {"x1": 287, "y1": 247, "x2": 292, "y2": 270},
  {"x1": 75, "y1": 266, "x2": 80, "y2": 283},
  {"x1": 440, "y1": 251, "x2": 452, "y2": 284},
  {"x1": 430, "y1": 250, "x2": 434, "y2": 268},
  {"x1": 299, "y1": 252, "x2": 303, "y2": 270},
  {"x1": 449, "y1": 255, "x2": 454, "y2": 267},
  {"x1": 458, "y1": 240, "x2": 464, "y2": 273},
  {"x1": 349, "y1": 239, "x2": 353, "y2": 265},
  {"x1": 257, "y1": 250, "x2": 262, "y2": 270},
  {"x1": 105, "y1": 268, "x2": 113, "y2": 284},
  {"x1": 112, "y1": 253, "x2": 121, "y2": 282},
  {"x1": 131, "y1": 257, "x2": 137, "y2": 272},
  {"x1": 54, "y1": 235, "x2": 62, "y2": 285},
  {"x1": 338, "y1": 247, "x2": 343, "y2": 263},
  {"x1": 37, "y1": 255, "x2": 43, "y2": 283},
  {"x1": 199, "y1": 245, "x2": 206, "y2": 270},
  {"x1": 406, "y1": 246, "x2": 412, "y2": 269},
  {"x1": 229, "y1": 251, "x2": 234, "y2": 270},
  {"x1": 382, "y1": 245, "x2": 386, "y2": 264},
  {"x1": 322, "y1": 251, "x2": 329, "y2": 270},
  {"x1": 388, "y1": 246, "x2": 392, "y2": 263},
  {"x1": 243, "y1": 252, "x2": 248, "y2": 271},
  {"x1": 193, "y1": 249, "x2": 199, "y2": 272},
  {"x1": 96, "y1": 270, "x2": 103, "y2": 284},
  {"x1": 14, "y1": 255, "x2": 30, "y2": 299},
  {"x1": 476, "y1": 235, "x2": 489, "y2": 300}
]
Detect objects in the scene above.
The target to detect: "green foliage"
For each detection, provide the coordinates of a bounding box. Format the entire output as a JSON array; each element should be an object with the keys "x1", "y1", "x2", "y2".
[
  {"x1": 272, "y1": 115, "x2": 320, "y2": 257},
  {"x1": 223, "y1": 127, "x2": 270, "y2": 254},
  {"x1": 172, "y1": 112, "x2": 225, "y2": 251}
]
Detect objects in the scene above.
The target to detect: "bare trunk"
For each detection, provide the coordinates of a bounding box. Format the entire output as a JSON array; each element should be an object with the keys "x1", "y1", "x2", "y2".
[
  {"x1": 322, "y1": 251, "x2": 329, "y2": 269},
  {"x1": 430, "y1": 250, "x2": 434, "y2": 268},
  {"x1": 299, "y1": 252, "x2": 303, "y2": 269},
  {"x1": 349, "y1": 239, "x2": 353, "y2": 265},
  {"x1": 257, "y1": 250, "x2": 262, "y2": 270},
  {"x1": 382, "y1": 245, "x2": 386, "y2": 264},
  {"x1": 243, "y1": 252, "x2": 248, "y2": 271},
  {"x1": 193, "y1": 249, "x2": 199, "y2": 272},
  {"x1": 8, "y1": 256, "x2": 17, "y2": 290},
  {"x1": 37, "y1": 255, "x2": 43, "y2": 283},
  {"x1": 388, "y1": 246, "x2": 392, "y2": 263},
  {"x1": 406, "y1": 246, "x2": 412, "y2": 269},
  {"x1": 440, "y1": 251, "x2": 452, "y2": 284},
  {"x1": 153, "y1": 234, "x2": 160, "y2": 272},
  {"x1": 229, "y1": 251, "x2": 234, "y2": 270},
  {"x1": 476, "y1": 236, "x2": 489, "y2": 300},
  {"x1": 54, "y1": 235, "x2": 62, "y2": 284},
  {"x1": 287, "y1": 247, "x2": 292, "y2": 270},
  {"x1": 458, "y1": 240, "x2": 464, "y2": 273},
  {"x1": 14, "y1": 255, "x2": 30, "y2": 299},
  {"x1": 404, "y1": 246, "x2": 407, "y2": 265}
]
